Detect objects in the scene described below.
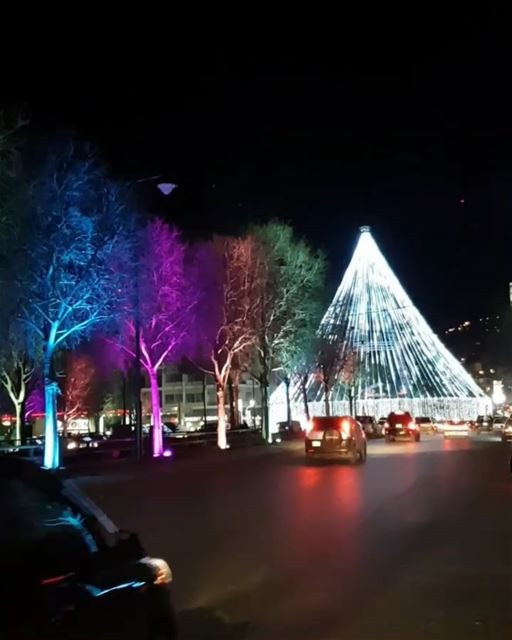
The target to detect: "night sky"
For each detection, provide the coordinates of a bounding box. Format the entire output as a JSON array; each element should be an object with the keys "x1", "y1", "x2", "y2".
[{"x1": 4, "y1": 10, "x2": 511, "y2": 329}]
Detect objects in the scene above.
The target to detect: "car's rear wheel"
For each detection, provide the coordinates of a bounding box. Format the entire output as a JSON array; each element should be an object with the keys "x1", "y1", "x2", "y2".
[
  {"x1": 415, "y1": 434, "x2": 420, "y2": 442},
  {"x1": 385, "y1": 434, "x2": 393, "y2": 443},
  {"x1": 359, "y1": 444, "x2": 367, "y2": 464}
]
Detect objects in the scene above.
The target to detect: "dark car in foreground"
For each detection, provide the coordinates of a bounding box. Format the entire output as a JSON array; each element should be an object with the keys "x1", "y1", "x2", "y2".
[
  {"x1": 1, "y1": 457, "x2": 175, "y2": 639},
  {"x1": 384, "y1": 411, "x2": 420, "y2": 442},
  {"x1": 305, "y1": 416, "x2": 367, "y2": 463}
]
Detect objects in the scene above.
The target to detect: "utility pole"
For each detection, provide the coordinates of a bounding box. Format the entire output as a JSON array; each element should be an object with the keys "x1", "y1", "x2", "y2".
[
  {"x1": 134, "y1": 314, "x2": 143, "y2": 459},
  {"x1": 202, "y1": 374, "x2": 208, "y2": 427}
]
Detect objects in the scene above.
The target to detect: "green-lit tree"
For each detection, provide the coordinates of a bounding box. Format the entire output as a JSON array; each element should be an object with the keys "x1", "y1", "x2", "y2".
[{"x1": 252, "y1": 221, "x2": 325, "y2": 441}]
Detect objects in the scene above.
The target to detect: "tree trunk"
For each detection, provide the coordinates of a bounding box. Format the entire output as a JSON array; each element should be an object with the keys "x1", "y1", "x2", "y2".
[
  {"x1": 230, "y1": 369, "x2": 241, "y2": 426},
  {"x1": 43, "y1": 335, "x2": 59, "y2": 469},
  {"x1": 227, "y1": 376, "x2": 236, "y2": 428},
  {"x1": 14, "y1": 402, "x2": 22, "y2": 444},
  {"x1": 348, "y1": 384, "x2": 354, "y2": 417},
  {"x1": 323, "y1": 380, "x2": 330, "y2": 417},
  {"x1": 20, "y1": 396, "x2": 27, "y2": 444},
  {"x1": 284, "y1": 375, "x2": 292, "y2": 426},
  {"x1": 122, "y1": 372, "x2": 127, "y2": 425},
  {"x1": 202, "y1": 374, "x2": 208, "y2": 428},
  {"x1": 216, "y1": 383, "x2": 228, "y2": 449},
  {"x1": 259, "y1": 340, "x2": 271, "y2": 443},
  {"x1": 301, "y1": 374, "x2": 310, "y2": 422},
  {"x1": 148, "y1": 368, "x2": 163, "y2": 457},
  {"x1": 261, "y1": 380, "x2": 270, "y2": 443}
]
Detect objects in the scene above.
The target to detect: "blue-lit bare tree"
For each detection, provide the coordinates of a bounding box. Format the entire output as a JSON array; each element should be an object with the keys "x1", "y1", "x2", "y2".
[{"x1": 17, "y1": 140, "x2": 134, "y2": 468}]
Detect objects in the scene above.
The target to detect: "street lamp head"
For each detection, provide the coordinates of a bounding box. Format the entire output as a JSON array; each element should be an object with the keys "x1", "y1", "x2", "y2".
[{"x1": 360, "y1": 225, "x2": 371, "y2": 234}]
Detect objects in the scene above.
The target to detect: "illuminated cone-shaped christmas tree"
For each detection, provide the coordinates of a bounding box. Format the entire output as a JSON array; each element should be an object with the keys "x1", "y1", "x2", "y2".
[{"x1": 270, "y1": 226, "x2": 491, "y2": 426}]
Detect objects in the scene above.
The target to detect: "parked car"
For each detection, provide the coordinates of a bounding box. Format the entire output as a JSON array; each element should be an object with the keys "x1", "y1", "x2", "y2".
[
  {"x1": 356, "y1": 415, "x2": 378, "y2": 437},
  {"x1": 384, "y1": 412, "x2": 420, "y2": 442},
  {"x1": 274, "y1": 420, "x2": 303, "y2": 442},
  {"x1": 501, "y1": 418, "x2": 512, "y2": 442},
  {"x1": 492, "y1": 416, "x2": 507, "y2": 433},
  {"x1": 377, "y1": 417, "x2": 389, "y2": 436},
  {"x1": 443, "y1": 419, "x2": 470, "y2": 438},
  {"x1": 416, "y1": 416, "x2": 435, "y2": 434},
  {"x1": 476, "y1": 415, "x2": 493, "y2": 432},
  {"x1": 305, "y1": 416, "x2": 367, "y2": 463},
  {"x1": 434, "y1": 419, "x2": 447, "y2": 434},
  {"x1": 1, "y1": 456, "x2": 176, "y2": 639}
]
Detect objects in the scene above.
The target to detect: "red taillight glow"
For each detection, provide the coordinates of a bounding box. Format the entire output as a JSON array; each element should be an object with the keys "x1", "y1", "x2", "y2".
[
  {"x1": 409, "y1": 421, "x2": 417, "y2": 430},
  {"x1": 340, "y1": 419, "x2": 351, "y2": 438}
]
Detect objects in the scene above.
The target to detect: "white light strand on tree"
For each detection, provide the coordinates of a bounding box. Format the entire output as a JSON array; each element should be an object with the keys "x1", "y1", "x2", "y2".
[{"x1": 270, "y1": 227, "x2": 492, "y2": 428}]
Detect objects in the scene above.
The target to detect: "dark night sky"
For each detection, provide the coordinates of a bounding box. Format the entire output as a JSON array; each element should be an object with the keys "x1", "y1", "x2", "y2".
[{"x1": 3, "y1": 9, "x2": 512, "y2": 329}]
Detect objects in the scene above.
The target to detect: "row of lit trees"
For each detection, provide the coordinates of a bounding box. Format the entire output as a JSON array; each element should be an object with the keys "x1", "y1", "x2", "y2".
[{"x1": 0, "y1": 121, "x2": 326, "y2": 467}]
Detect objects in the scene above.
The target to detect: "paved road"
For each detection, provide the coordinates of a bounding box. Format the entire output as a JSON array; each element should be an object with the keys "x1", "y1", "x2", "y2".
[{"x1": 77, "y1": 435, "x2": 512, "y2": 639}]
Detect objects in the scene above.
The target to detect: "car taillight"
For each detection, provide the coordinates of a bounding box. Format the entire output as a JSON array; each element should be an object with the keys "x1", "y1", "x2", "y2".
[
  {"x1": 409, "y1": 421, "x2": 417, "y2": 430},
  {"x1": 340, "y1": 419, "x2": 351, "y2": 439}
]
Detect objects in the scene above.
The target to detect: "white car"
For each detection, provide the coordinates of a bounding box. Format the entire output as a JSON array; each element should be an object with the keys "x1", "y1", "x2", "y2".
[
  {"x1": 443, "y1": 420, "x2": 470, "y2": 438},
  {"x1": 435, "y1": 419, "x2": 447, "y2": 434},
  {"x1": 416, "y1": 416, "x2": 435, "y2": 434},
  {"x1": 492, "y1": 416, "x2": 507, "y2": 433}
]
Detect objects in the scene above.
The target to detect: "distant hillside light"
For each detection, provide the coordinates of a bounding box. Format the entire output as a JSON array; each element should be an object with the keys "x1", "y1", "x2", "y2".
[{"x1": 269, "y1": 227, "x2": 491, "y2": 426}]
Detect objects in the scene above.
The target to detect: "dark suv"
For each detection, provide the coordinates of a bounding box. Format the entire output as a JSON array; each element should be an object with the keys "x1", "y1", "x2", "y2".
[
  {"x1": 1, "y1": 456, "x2": 176, "y2": 639},
  {"x1": 305, "y1": 416, "x2": 367, "y2": 463},
  {"x1": 384, "y1": 411, "x2": 421, "y2": 442}
]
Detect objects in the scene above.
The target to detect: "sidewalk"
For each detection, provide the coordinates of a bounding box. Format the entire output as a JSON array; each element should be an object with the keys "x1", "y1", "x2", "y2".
[{"x1": 69, "y1": 439, "x2": 302, "y2": 482}]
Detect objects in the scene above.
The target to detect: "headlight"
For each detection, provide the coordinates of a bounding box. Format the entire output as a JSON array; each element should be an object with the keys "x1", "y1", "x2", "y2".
[
  {"x1": 67, "y1": 441, "x2": 77, "y2": 450},
  {"x1": 140, "y1": 557, "x2": 173, "y2": 585}
]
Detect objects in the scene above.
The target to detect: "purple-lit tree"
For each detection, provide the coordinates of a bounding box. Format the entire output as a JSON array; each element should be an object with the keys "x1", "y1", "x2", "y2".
[
  {"x1": 16, "y1": 140, "x2": 134, "y2": 468},
  {"x1": 194, "y1": 236, "x2": 261, "y2": 449},
  {"x1": 115, "y1": 219, "x2": 192, "y2": 456}
]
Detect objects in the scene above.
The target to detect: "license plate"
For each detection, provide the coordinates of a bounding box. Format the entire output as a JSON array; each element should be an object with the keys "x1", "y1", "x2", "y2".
[{"x1": 312, "y1": 441, "x2": 321, "y2": 448}]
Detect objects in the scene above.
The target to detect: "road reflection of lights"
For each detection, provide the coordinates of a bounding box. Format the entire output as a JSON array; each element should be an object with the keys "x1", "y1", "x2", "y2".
[
  {"x1": 333, "y1": 468, "x2": 361, "y2": 515},
  {"x1": 442, "y1": 436, "x2": 471, "y2": 451},
  {"x1": 298, "y1": 467, "x2": 321, "y2": 489}
]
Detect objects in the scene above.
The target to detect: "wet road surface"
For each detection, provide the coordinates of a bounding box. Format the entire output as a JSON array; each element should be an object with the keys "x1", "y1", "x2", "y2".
[{"x1": 77, "y1": 435, "x2": 512, "y2": 639}]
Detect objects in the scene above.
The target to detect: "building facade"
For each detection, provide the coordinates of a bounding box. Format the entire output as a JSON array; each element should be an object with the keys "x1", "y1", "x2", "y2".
[{"x1": 141, "y1": 364, "x2": 262, "y2": 430}]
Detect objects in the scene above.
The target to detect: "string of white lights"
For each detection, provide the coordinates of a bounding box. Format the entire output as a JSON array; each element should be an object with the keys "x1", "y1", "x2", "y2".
[{"x1": 270, "y1": 227, "x2": 492, "y2": 428}]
